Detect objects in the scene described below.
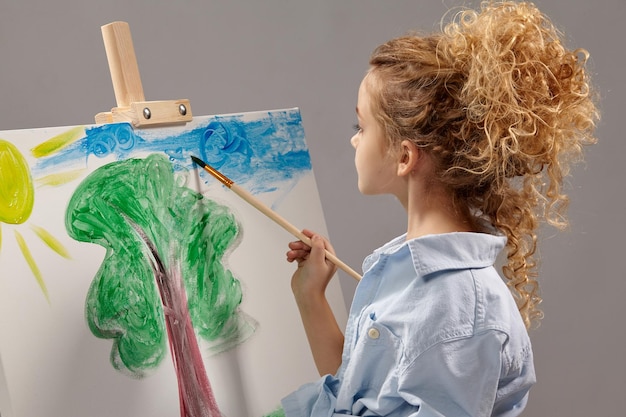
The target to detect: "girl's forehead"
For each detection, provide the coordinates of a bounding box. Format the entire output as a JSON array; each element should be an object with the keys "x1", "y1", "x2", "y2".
[
  {"x1": 357, "y1": 75, "x2": 375, "y2": 108},
  {"x1": 361, "y1": 71, "x2": 376, "y2": 91}
]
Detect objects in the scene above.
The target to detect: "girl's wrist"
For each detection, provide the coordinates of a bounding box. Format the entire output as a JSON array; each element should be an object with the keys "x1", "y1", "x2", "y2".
[{"x1": 294, "y1": 289, "x2": 328, "y2": 312}]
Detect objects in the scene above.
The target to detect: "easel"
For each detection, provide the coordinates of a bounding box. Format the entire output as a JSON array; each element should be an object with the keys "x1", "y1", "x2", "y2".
[{"x1": 95, "y1": 21, "x2": 192, "y2": 127}]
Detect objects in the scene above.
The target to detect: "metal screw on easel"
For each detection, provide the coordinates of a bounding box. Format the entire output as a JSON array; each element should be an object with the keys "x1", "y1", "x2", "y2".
[
  {"x1": 179, "y1": 104, "x2": 187, "y2": 116},
  {"x1": 143, "y1": 107, "x2": 152, "y2": 119}
]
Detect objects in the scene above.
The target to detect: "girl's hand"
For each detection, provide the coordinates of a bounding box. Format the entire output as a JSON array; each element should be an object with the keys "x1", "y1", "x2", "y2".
[
  {"x1": 286, "y1": 229, "x2": 344, "y2": 375},
  {"x1": 286, "y1": 229, "x2": 338, "y2": 303}
]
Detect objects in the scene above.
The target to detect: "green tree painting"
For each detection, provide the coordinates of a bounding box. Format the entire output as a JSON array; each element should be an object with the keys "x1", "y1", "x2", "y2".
[{"x1": 65, "y1": 153, "x2": 256, "y2": 417}]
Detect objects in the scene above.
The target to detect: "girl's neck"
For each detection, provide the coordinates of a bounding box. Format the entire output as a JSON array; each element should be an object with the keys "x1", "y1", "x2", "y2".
[
  {"x1": 405, "y1": 208, "x2": 475, "y2": 240},
  {"x1": 392, "y1": 150, "x2": 476, "y2": 240},
  {"x1": 402, "y1": 184, "x2": 476, "y2": 241}
]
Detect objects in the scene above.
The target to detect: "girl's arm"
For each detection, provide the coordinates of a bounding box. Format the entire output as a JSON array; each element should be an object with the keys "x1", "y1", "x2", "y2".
[{"x1": 287, "y1": 229, "x2": 344, "y2": 376}]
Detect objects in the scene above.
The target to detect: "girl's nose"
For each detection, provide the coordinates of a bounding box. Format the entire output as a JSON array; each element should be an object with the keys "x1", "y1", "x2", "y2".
[{"x1": 350, "y1": 134, "x2": 358, "y2": 149}]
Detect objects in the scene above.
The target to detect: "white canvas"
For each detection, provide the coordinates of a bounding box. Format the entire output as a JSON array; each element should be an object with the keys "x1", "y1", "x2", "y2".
[{"x1": 0, "y1": 108, "x2": 348, "y2": 417}]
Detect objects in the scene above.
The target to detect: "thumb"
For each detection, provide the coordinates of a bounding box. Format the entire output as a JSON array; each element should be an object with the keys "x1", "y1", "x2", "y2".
[{"x1": 309, "y1": 235, "x2": 327, "y2": 263}]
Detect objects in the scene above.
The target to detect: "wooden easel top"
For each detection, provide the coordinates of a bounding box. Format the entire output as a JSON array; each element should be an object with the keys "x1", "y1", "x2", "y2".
[{"x1": 95, "y1": 21, "x2": 192, "y2": 127}]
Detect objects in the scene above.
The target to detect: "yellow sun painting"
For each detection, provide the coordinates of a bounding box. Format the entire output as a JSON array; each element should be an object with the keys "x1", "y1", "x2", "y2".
[{"x1": 0, "y1": 127, "x2": 85, "y2": 302}]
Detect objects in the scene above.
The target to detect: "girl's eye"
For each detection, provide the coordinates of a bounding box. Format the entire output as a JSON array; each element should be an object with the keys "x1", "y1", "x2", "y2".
[{"x1": 353, "y1": 124, "x2": 362, "y2": 133}]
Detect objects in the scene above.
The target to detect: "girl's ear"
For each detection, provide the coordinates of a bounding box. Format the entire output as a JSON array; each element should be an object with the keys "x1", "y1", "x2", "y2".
[{"x1": 397, "y1": 140, "x2": 420, "y2": 177}]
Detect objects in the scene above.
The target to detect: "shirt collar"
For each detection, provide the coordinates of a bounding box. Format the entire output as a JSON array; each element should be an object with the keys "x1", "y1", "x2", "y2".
[{"x1": 364, "y1": 232, "x2": 506, "y2": 276}]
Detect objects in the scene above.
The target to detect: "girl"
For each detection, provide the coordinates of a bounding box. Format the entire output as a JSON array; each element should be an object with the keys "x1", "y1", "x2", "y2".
[{"x1": 283, "y1": 1, "x2": 598, "y2": 416}]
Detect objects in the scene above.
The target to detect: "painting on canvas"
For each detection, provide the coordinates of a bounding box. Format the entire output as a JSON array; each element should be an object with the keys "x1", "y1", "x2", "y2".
[{"x1": 0, "y1": 108, "x2": 347, "y2": 417}]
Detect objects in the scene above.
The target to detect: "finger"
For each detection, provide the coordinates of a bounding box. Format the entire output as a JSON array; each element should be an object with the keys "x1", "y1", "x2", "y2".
[
  {"x1": 288, "y1": 240, "x2": 311, "y2": 251},
  {"x1": 320, "y1": 235, "x2": 336, "y2": 256},
  {"x1": 286, "y1": 248, "x2": 310, "y2": 261}
]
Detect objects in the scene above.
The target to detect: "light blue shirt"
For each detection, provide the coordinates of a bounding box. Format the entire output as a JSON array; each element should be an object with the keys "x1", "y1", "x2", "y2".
[{"x1": 282, "y1": 232, "x2": 535, "y2": 416}]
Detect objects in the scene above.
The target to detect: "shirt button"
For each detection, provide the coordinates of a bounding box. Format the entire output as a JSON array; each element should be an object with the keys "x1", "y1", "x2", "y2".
[{"x1": 367, "y1": 327, "x2": 380, "y2": 339}]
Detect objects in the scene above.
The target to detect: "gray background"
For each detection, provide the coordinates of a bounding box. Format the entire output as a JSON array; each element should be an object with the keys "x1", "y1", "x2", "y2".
[{"x1": 0, "y1": 0, "x2": 623, "y2": 416}]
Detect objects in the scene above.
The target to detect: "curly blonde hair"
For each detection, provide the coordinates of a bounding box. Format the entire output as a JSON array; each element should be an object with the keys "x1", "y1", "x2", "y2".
[{"x1": 367, "y1": 1, "x2": 599, "y2": 328}]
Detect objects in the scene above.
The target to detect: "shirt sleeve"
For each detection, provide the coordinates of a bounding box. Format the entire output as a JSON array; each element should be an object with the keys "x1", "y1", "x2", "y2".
[
  {"x1": 396, "y1": 330, "x2": 510, "y2": 417},
  {"x1": 281, "y1": 374, "x2": 339, "y2": 417},
  {"x1": 282, "y1": 330, "x2": 526, "y2": 417}
]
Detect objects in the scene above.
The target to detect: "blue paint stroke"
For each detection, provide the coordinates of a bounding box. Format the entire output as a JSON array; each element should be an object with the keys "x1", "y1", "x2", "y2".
[{"x1": 31, "y1": 109, "x2": 311, "y2": 195}]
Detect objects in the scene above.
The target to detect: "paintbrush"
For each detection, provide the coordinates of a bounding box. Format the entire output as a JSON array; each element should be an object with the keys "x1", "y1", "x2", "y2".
[{"x1": 191, "y1": 155, "x2": 362, "y2": 281}]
